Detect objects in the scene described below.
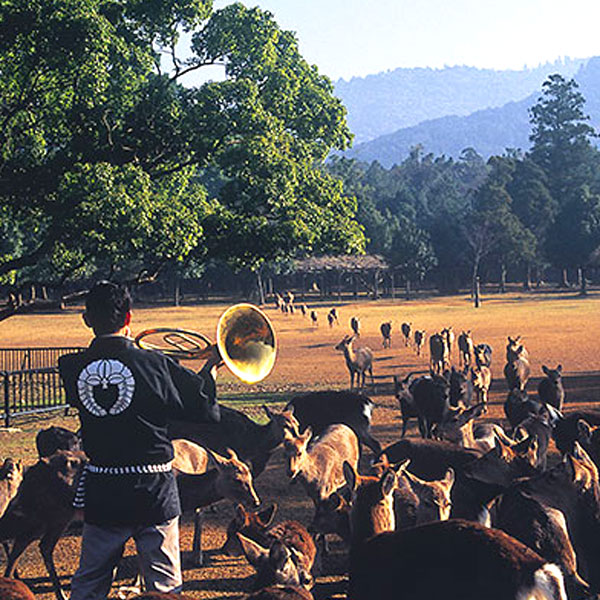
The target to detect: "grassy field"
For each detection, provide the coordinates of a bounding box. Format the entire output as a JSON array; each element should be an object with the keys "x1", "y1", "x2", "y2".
[{"x1": 1, "y1": 290, "x2": 600, "y2": 598}]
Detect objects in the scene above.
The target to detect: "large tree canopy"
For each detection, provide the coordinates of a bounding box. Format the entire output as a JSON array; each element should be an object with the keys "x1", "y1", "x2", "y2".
[{"x1": 0, "y1": 0, "x2": 364, "y2": 294}]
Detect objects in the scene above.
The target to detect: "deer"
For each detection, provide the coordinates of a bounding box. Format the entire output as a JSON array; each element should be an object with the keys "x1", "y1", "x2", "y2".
[
  {"x1": 457, "y1": 330, "x2": 474, "y2": 367},
  {"x1": 309, "y1": 310, "x2": 318, "y2": 327},
  {"x1": 537, "y1": 365, "x2": 565, "y2": 411},
  {"x1": 0, "y1": 450, "x2": 87, "y2": 600},
  {"x1": 441, "y1": 326, "x2": 455, "y2": 361},
  {"x1": 175, "y1": 447, "x2": 261, "y2": 514},
  {"x1": 246, "y1": 585, "x2": 314, "y2": 600},
  {"x1": 265, "y1": 390, "x2": 381, "y2": 455},
  {"x1": 504, "y1": 341, "x2": 531, "y2": 392},
  {"x1": 379, "y1": 321, "x2": 392, "y2": 348},
  {"x1": 429, "y1": 332, "x2": 448, "y2": 375},
  {"x1": 413, "y1": 329, "x2": 426, "y2": 356},
  {"x1": 344, "y1": 463, "x2": 567, "y2": 600},
  {"x1": 282, "y1": 424, "x2": 359, "y2": 505},
  {"x1": 393, "y1": 373, "x2": 420, "y2": 438},
  {"x1": 335, "y1": 335, "x2": 374, "y2": 391},
  {"x1": 0, "y1": 459, "x2": 23, "y2": 519},
  {"x1": 401, "y1": 322, "x2": 412, "y2": 346},
  {"x1": 350, "y1": 316, "x2": 361, "y2": 336},
  {"x1": 169, "y1": 404, "x2": 284, "y2": 477},
  {"x1": 471, "y1": 363, "x2": 492, "y2": 413},
  {"x1": 236, "y1": 517, "x2": 316, "y2": 592},
  {"x1": 327, "y1": 308, "x2": 339, "y2": 327}
]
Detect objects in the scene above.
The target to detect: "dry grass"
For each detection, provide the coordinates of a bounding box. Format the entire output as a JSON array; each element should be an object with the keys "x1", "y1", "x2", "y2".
[{"x1": 1, "y1": 290, "x2": 600, "y2": 599}]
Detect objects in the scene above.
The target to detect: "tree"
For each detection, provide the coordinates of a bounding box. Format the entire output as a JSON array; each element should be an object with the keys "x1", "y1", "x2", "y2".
[
  {"x1": 528, "y1": 74, "x2": 599, "y2": 285},
  {"x1": 387, "y1": 213, "x2": 437, "y2": 299},
  {"x1": 545, "y1": 186, "x2": 600, "y2": 294},
  {"x1": 0, "y1": 0, "x2": 363, "y2": 307},
  {"x1": 529, "y1": 74, "x2": 598, "y2": 204}
]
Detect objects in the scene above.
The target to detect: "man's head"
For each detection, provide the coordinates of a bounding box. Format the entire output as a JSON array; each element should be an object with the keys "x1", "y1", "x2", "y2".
[{"x1": 83, "y1": 281, "x2": 131, "y2": 335}]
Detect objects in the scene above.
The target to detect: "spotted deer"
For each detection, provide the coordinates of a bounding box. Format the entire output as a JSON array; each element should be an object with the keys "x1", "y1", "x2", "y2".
[{"x1": 335, "y1": 335, "x2": 374, "y2": 391}]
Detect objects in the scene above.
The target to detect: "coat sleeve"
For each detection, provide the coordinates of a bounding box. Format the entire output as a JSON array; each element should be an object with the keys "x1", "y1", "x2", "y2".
[{"x1": 163, "y1": 357, "x2": 221, "y2": 423}]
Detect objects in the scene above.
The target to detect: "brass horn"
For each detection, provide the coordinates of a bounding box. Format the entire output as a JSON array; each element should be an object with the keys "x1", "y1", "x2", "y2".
[{"x1": 134, "y1": 303, "x2": 277, "y2": 384}]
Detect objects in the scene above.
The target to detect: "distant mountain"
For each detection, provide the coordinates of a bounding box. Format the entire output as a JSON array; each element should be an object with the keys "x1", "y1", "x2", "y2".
[
  {"x1": 341, "y1": 57, "x2": 600, "y2": 167},
  {"x1": 335, "y1": 59, "x2": 587, "y2": 145}
]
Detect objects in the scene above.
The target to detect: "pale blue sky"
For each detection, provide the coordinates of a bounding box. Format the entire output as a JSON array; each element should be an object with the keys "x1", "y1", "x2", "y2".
[{"x1": 202, "y1": 0, "x2": 600, "y2": 81}]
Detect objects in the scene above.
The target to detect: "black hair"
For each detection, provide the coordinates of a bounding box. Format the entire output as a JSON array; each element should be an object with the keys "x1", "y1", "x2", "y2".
[{"x1": 85, "y1": 281, "x2": 131, "y2": 335}]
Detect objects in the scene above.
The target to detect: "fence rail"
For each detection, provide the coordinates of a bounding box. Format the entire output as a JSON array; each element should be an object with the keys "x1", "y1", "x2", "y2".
[
  {"x1": 1, "y1": 367, "x2": 68, "y2": 426},
  {"x1": 0, "y1": 347, "x2": 83, "y2": 372}
]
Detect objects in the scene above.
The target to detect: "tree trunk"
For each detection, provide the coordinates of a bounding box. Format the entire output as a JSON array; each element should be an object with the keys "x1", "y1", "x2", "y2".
[
  {"x1": 579, "y1": 267, "x2": 588, "y2": 296},
  {"x1": 173, "y1": 273, "x2": 181, "y2": 307},
  {"x1": 560, "y1": 268, "x2": 569, "y2": 288},
  {"x1": 405, "y1": 278, "x2": 411, "y2": 301},
  {"x1": 30, "y1": 285, "x2": 36, "y2": 301},
  {"x1": 499, "y1": 262, "x2": 507, "y2": 294},
  {"x1": 256, "y1": 268, "x2": 266, "y2": 306},
  {"x1": 474, "y1": 276, "x2": 481, "y2": 308},
  {"x1": 471, "y1": 254, "x2": 481, "y2": 300},
  {"x1": 337, "y1": 270, "x2": 342, "y2": 302},
  {"x1": 41, "y1": 286, "x2": 48, "y2": 300},
  {"x1": 373, "y1": 270, "x2": 379, "y2": 300},
  {"x1": 390, "y1": 271, "x2": 395, "y2": 300},
  {"x1": 523, "y1": 264, "x2": 532, "y2": 291}
]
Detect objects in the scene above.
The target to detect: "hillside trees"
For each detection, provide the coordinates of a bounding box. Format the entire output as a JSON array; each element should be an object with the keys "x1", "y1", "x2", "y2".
[{"x1": 0, "y1": 0, "x2": 363, "y2": 309}]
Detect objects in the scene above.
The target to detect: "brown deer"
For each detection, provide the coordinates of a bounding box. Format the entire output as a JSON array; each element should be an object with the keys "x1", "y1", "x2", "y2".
[
  {"x1": 246, "y1": 586, "x2": 314, "y2": 600},
  {"x1": 0, "y1": 459, "x2": 23, "y2": 518},
  {"x1": 309, "y1": 310, "x2": 318, "y2": 327},
  {"x1": 457, "y1": 330, "x2": 474, "y2": 367},
  {"x1": 335, "y1": 335, "x2": 374, "y2": 391},
  {"x1": 282, "y1": 424, "x2": 359, "y2": 504},
  {"x1": 413, "y1": 329, "x2": 426, "y2": 356},
  {"x1": 171, "y1": 439, "x2": 209, "y2": 474},
  {"x1": 379, "y1": 321, "x2": 392, "y2": 348},
  {"x1": 401, "y1": 322, "x2": 412, "y2": 346},
  {"x1": 175, "y1": 447, "x2": 260, "y2": 513},
  {"x1": 441, "y1": 326, "x2": 455, "y2": 361},
  {"x1": 429, "y1": 332, "x2": 449, "y2": 375},
  {"x1": 267, "y1": 391, "x2": 381, "y2": 456},
  {"x1": 350, "y1": 316, "x2": 361, "y2": 336},
  {"x1": 504, "y1": 341, "x2": 531, "y2": 392},
  {"x1": 344, "y1": 463, "x2": 567, "y2": 600},
  {"x1": 471, "y1": 363, "x2": 492, "y2": 412},
  {"x1": 327, "y1": 308, "x2": 339, "y2": 327},
  {"x1": 238, "y1": 521, "x2": 316, "y2": 591},
  {"x1": 0, "y1": 450, "x2": 86, "y2": 600},
  {"x1": 403, "y1": 468, "x2": 454, "y2": 523}
]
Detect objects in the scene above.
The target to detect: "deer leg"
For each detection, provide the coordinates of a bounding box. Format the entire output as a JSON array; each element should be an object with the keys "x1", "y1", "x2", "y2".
[
  {"x1": 4, "y1": 532, "x2": 38, "y2": 577},
  {"x1": 39, "y1": 526, "x2": 69, "y2": 600}
]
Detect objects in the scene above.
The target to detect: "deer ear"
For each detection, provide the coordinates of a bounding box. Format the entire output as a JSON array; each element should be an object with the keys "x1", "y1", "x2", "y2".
[
  {"x1": 226, "y1": 447, "x2": 239, "y2": 462},
  {"x1": 235, "y1": 503, "x2": 247, "y2": 522},
  {"x1": 343, "y1": 461, "x2": 357, "y2": 492},
  {"x1": 237, "y1": 533, "x2": 268, "y2": 567},
  {"x1": 577, "y1": 419, "x2": 593, "y2": 443},
  {"x1": 557, "y1": 364, "x2": 562, "y2": 373},
  {"x1": 263, "y1": 404, "x2": 274, "y2": 419},
  {"x1": 268, "y1": 540, "x2": 291, "y2": 571},
  {"x1": 208, "y1": 449, "x2": 228, "y2": 468},
  {"x1": 283, "y1": 428, "x2": 296, "y2": 443},
  {"x1": 301, "y1": 426, "x2": 313, "y2": 443},
  {"x1": 542, "y1": 365, "x2": 549, "y2": 375},
  {"x1": 443, "y1": 467, "x2": 455, "y2": 489},
  {"x1": 380, "y1": 470, "x2": 396, "y2": 497},
  {"x1": 258, "y1": 503, "x2": 277, "y2": 527}
]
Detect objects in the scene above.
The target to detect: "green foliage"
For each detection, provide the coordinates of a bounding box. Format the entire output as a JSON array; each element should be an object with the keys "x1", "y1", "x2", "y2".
[{"x1": 0, "y1": 0, "x2": 363, "y2": 294}]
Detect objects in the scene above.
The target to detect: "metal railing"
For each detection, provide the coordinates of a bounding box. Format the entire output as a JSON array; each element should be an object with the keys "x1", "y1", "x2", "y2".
[
  {"x1": 0, "y1": 347, "x2": 83, "y2": 372},
  {"x1": 1, "y1": 367, "x2": 69, "y2": 426}
]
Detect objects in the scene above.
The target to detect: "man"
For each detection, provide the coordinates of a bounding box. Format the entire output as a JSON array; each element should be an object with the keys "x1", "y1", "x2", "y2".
[{"x1": 59, "y1": 281, "x2": 221, "y2": 599}]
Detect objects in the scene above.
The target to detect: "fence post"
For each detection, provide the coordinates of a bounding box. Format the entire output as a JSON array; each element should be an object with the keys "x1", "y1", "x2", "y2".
[{"x1": 3, "y1": 372, "x2": 10, "y2": 428}]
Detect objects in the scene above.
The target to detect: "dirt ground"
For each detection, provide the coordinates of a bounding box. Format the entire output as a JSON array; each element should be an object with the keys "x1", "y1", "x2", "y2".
[{"x1": 1, "y1": 290, "x2": 600, "y2": 599}]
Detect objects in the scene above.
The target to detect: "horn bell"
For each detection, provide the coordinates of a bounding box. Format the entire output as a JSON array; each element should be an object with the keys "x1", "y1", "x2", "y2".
[{"x1": 216, "y1": 303, "x2": 277, "y2": 384}]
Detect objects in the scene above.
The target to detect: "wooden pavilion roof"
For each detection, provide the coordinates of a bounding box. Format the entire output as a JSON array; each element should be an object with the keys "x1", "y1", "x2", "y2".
[{"x1": 294, "y1": 254, "x2": 388, "y2": 273}]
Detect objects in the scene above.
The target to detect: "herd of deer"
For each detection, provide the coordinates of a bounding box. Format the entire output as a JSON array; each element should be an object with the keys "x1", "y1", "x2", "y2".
[{"x1": 1, "y1": 320, "x2": 599, "y2": 599}]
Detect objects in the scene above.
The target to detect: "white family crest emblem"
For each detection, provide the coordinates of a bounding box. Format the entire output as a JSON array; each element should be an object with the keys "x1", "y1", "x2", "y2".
[{"x1": 77, "y1": 359, "x2": 135, "y2": 416}]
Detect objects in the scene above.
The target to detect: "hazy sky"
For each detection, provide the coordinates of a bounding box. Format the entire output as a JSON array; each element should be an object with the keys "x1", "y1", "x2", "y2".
[{"x1": 207, "y1": 0, "x2": 600, "y2": 81}]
